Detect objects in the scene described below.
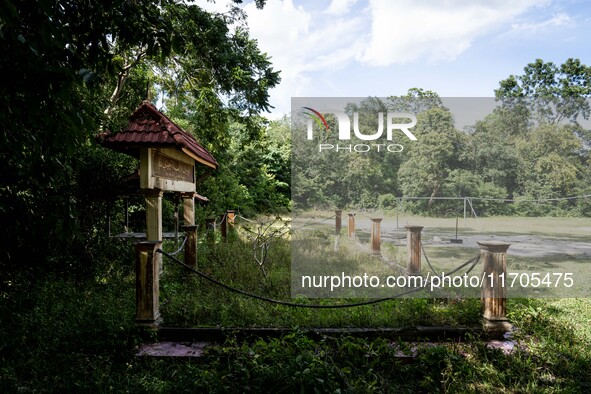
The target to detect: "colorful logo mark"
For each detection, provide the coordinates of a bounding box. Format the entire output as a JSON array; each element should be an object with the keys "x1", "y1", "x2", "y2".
[{"x1": 302, "y1": 107, "x2": 329, "y2": 131}]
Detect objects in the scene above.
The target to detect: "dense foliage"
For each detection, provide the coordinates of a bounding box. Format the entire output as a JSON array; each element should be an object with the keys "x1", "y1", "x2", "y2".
[
  {"x1": 0, "y1": 0, "x2": 287, "y2": 271},
  {"x1": 0, "y1": 235, "x2": 589, "y2": 392},
  {"x1": 293, "y1": 82, "x2": 591, "y2": 217}
]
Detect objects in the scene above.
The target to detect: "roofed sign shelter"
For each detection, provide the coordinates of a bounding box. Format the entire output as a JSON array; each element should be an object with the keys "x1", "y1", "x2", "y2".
[
  {"x1": 99, "y1": 101, "x2": 218, "y2": 326},
  {"x1": 99, "y1": 100, "x2": 217, "y2": 259}
]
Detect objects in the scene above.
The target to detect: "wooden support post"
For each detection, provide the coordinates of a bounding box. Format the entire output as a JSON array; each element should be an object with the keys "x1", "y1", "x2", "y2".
[
  {"x1": 205, "y1": 218, "x2": 215, "y2": 242},
  {"x1": 144, "y1": 189, "x2": 163, "y2": 271},
  {"x1": 396, "y1": 199, "x2": 399, "y2": 229},
  {"x1": 124, "y1": 196, "x2": 130, "y2": 233},
  {"x1": 347, "y1": 213, "x2": 356, "y2": 238},
  {"x1": 144, "y1": 189, "x2": 163, "y2": 241},
  {"x1": 370, "y1": 218, "x2": 382, "y2": 255},
  {"x1": 478, "y1": 241, "x2": 511, "y2": 332},
  {"x1": 220, "y1": 210, "x2": 235, "y2": 241},
  {"x1": 405, "y1": 225, "x2": 423, "y2": 275},
  {"x1": 174, "y1": 202, "x2": 179, "y2": 244},
  {"x1": 181, "y1": 192, "x2": 195, "y2": 226},
  {"x1": 335, "y1": 210, "x2": 342, "y2": 235},
  {"x1": 135, "y1": 241, "x2": 162, "y2": 327},
  {"x1": 227, "y1": 210, "x2": 235, "y2": 230},
  {"x1": 182, "y1": 225, "x2": 198, "y2": 269},
  {"x1": 463, "y1": 197, "x2": 467, "y2": 228},
  {"x1": 220, "y1": 213, "x2": 227, "y2": 240},
  {"x1": 180, "y1": 193, "x2": 195, "y2": 260},
  {"x1": 107, "y1": 202, "x2": 112, "y2": 237}
]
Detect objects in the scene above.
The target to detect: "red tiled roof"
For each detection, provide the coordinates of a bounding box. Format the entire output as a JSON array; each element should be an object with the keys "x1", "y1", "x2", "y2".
[{"x1": 99, "y1": 101, "x2": 218, "y2": 169}]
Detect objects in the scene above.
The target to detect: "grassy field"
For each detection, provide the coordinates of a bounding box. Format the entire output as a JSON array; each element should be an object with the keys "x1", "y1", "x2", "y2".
[
  {"x1": 293, "y1": 210, "x2": 591, "y2": 235},
  {"x1": 1, "y1": 217, "x2": 590, "y2": 392},
  {"x1": 293, "y1": 212, "x2": 591, "y2": 298}
]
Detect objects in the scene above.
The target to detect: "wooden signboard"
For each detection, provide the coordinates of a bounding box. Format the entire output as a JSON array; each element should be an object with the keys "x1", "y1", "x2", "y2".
[
  {"x1": 139, "y1": 148, "x2": 196, "y2": 192},
  {"x1": 153, "y1": 151, "x2": 194, "y2": 183}
]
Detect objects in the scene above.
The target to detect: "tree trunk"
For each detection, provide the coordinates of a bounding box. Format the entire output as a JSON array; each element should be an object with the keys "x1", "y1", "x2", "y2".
[{"x1": 428, "y1": 179, "x2": 441, "y2": 210}]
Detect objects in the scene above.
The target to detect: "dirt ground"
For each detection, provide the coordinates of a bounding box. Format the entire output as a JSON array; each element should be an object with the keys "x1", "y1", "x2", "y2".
[
  {"x1": 293, "y1": 214, "x2": 591, "y2": 259},
  {"x1": 353, "y1": 216, "x2": 591, "y2": 258}
]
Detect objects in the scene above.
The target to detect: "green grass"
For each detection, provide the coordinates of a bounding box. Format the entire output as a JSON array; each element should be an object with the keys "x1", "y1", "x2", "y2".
[
  {"x1": 1, "y1": 269, "x2": 590, "y2": 392},
  {"x1": 295, "y1": 210, "x2": 591, "y2": 236},
  {"x1": 158, "y1": 231, "x2": 482, "y2": 328},
  {"x1": 1, "y1": 222, "x2": 590, "y2": 392}
]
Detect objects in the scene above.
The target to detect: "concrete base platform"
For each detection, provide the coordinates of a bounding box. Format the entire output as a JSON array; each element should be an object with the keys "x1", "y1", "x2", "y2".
[{"x1": 137, "y1": 341, "x2": 211, "y2": 357}]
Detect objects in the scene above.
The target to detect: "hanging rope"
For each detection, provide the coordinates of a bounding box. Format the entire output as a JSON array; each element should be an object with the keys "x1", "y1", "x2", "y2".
[
  {"x1": 418, "y1": 241, "x2": 481, "y2": 277},
  {"x1": 237, "y1": 214, "x2": 257, "y2": 224},
  {"x1": 420, "y1": 241, "x2": 440, "y2": 276},
  {"x1": 214, "y1": 212, "x2": 228, "y2": 226},
  {"x1": 157, "y1": 247, "x2": 482, "y2": 309},
  {"x1": 290, "y1": 214, "x2": 336, "y2": 231},
  {"x1": 167, "y1": 236, "x2": 188, "y2": 256},
  {"x1": 158, "y1": 248, "x2": 426, "y2": 308},
  {"x1": 236, "y1": 213, "x2": 338, "y2": 231},
  {"x1": 446, "y1": 254, "x2": 481, "y2": 276}
]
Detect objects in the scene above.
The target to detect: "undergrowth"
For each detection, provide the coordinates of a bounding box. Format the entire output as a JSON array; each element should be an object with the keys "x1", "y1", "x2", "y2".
[{"x1": 0, "y1": 231, "x2": 590, "y2": 392}]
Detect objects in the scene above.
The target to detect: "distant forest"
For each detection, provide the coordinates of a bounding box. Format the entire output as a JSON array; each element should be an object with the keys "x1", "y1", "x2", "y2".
[{"x1": 292, "y1": 85, "x2": 591, "y2": 218}]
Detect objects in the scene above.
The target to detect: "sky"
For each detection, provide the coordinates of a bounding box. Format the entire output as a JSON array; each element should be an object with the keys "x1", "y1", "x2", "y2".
[{"x1": 202, "y1": 0, "x2": 591, "y2": 118}]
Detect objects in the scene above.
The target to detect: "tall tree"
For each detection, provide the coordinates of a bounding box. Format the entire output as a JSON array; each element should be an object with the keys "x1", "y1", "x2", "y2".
[
  {"x1": 495, "y1": 58, "x2": 591, "y2": 213},
  {"x1": 0, "y1": 0, "x2": 279, "y2": 269},
  {"x1": 515, "y1": 123, "x2": 584, "y2": 198},
  {"x1": 496, "y1": 58, "x2": 591, "y2": 124},
  {"x1": 387, "y1": 88, "x2": 444, "y2": 114},
  {"x1": 398, "y1": 107, "x2": 463, "y2": 210}
]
